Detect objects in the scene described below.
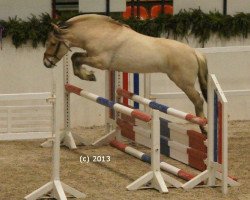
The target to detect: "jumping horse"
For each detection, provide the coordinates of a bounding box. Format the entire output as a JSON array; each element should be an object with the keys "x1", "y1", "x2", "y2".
[{"x1": 43, "y1": 14, "x2": 208, "y2": 134}]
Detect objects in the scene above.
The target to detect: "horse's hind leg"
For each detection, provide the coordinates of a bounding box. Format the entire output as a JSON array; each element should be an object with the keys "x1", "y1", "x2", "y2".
[
  {"x1": 169, "y1": 75, "x2": 207, "y2": 134},
  {"x1": 71, "y1": 52, "x2": 96, "y2": 81},
  {"x1": 181, "y1": 86, "x2": 207, "y2": 134}
]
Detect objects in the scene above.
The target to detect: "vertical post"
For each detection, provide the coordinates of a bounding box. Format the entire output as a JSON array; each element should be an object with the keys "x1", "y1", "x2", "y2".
[
  {"x1": 161, "y1": 0, "x2": 165, "y2": 14},
  {"x1": 213, "y1": 92, "x2": 218, "y2": 163},
  {"x1": 218, "y1": 102, "x2": 223, "y2": 164},
  {"x1": 52, "y1": 0, "x2": 57, "y2": 18},
  {"x1": 136, "y1": 0, "x2": 140, "y2": 19},
  {"x1": 131, "y1": 0, "x2": 135, "y2": 18},
  {"x1": 105, "y1": 71, "x2": 112, "y2": 132},
  {"x1": 151, "y1": 110, "x2": 160, "y2": 173},
  {"x1": 134, "y1": 73, "x2": 139, "y2": 109},
  {"x1": 106, "y1": 0, "x2": 110, "y2": 16},
  {"x1": 64, "y1": 54, "x2": 71, "y2": 134},
  {"x1": 144, "y1": 74, "x2": 151, "y2": 113},
  {"x1": 223, "y1": 0, "x2": 227, "y2": 15},
  {"x1": 51, "y1": 69, "x2": 60, "y2": 182},
  {"x1": 207, "y1": 75, "x2": 216, "y2": 186},
  {"x1": 222, "y1": 97, "x2": 228, "y2": 194},
  {"x1": 123, "y1": 73, "x2": 129, "y2": 106}
]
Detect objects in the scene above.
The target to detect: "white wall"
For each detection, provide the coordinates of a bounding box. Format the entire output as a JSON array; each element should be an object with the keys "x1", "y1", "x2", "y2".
[
  {"x1": 174, "y1": 0, "x2": 223, "y2": 14},
  {"x1": 174, "y1": 0, "x2": 250, "y2": 15},
  {"x1": 79, "y1": 0, "x2": 126, "y2": 13},
  {"x1": 227, "y1": 0, "x2": 250, "y2": 15},
  {"x1": 0, "y1": 0, "x2": 51, "y2": 20}
]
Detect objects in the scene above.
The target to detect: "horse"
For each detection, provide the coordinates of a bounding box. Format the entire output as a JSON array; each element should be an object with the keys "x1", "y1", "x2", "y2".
[{"x1": 43, "y1": 14, "x2": 208, "y2": 134}]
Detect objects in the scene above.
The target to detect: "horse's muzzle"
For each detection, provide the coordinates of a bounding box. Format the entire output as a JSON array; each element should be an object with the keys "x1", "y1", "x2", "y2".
[{"x1": 43, "y1": 57, "x2": 56, "y2": 68}]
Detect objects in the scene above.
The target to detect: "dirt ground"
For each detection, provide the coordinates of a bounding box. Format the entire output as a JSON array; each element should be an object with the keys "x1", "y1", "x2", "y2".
[{"x1": 0, "y1": 120, "x2": 249, "y2": 200}]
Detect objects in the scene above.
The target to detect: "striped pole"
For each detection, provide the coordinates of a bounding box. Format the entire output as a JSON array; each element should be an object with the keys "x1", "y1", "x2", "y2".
[
  {"x1": 123, "y1": 73, "x2": 129, "y2": 106},
  {"x1": 116, "y1": 117, "x2": 237, "y2": 180},
  {"x1": 133, "y1": 73, "x2": 139, "y2": 109},
  {"x1": 117, "y1": 117, "x2": 207, "y2": 171},
  {"x1": 116, "y1": 88, "x2": 207, "y2": 126},
  {"x1": 65, "y1": 84, "x2": 151, "y2": 122},
  {"x1": 110, "y1": 140, "x2": 196, "y2": 181}
]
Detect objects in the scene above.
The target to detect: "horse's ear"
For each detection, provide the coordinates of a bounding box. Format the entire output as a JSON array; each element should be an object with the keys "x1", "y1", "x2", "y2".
[
  {"x1": 51, "y1": 22, "x2": 73, "y2": 44},
  {"x1": 57, "y1": 21, "x2": 70, "y2": 29},
  {"x1": 51, "y1": 23, "x2": 63, "y2": 36}
]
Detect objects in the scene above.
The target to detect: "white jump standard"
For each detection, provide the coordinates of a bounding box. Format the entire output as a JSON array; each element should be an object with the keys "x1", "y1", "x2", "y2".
[
  {"x1": 65, "y1": 83, "x2": 182, "y2": 193},
  {"x1": 24, "y1": 71, "x2": 85, "y2": 200},
  {"x1": 96, "y1": 74, "x2": 239, "y2": 194}
]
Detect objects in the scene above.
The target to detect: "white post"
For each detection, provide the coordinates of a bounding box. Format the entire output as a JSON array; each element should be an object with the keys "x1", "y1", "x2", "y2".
[
  {"x1": 52, "y1": 74, "x2": 60, "y2": 182},
  {"x1": 207, "y1": 75, "x2": 216, "y2": 186},
  {"x1": 144, "y1": 74, "x2": 151, "y2": 113},
  {"x1": 104, "y1": 71, "x2": 112, "y2": 132},
  {"x1": 182, "y1": 74, "x2": 239, "y2": 192},
  {"x1": 210, "y1": 74, "x2": 229, "y2": 194},
  {"x1": 151, "y1": 109, "x2": 161, "y2": 173},
  {"x1": 25, "y1": 69, "x2": 86, "y2": 200},
  {"x1": 62, "y1": 53, "x2": 78, "y2": 149},
  {"x1": 42, "y1": 53, "x2": 88, "y2": 149},
  {"x1": 126, "y1": 109, "x2": 182, "y2": 192}
]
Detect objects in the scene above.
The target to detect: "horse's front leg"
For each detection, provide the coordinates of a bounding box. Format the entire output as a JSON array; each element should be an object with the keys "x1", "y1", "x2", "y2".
[{"x1": 71, "y1": 52, "x2": 96, "y2": 81}]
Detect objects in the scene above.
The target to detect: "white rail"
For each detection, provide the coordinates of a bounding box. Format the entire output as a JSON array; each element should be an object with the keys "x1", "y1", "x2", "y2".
[
  {"x1": 150, "y1": 89, "x2": 250, "y2": 99},
  {"x1": 0, "y1": 92, "x2": 54, "y2": 141},
  {"x1": 197, "y1": 46, "x2": 250, "y2": 54}
]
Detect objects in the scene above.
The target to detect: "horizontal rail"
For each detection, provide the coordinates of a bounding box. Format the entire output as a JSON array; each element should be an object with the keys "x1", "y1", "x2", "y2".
[
  {"x1": 4, "y1": 127, "x2": 52, "y2": 133},
  {"x1": 150, "y1": 89, "x2": 250, "y2": 100},
  {"x1": 110, "y1": 140, "x2": 196, "y2": 181},
  {"x1": 116, "y1": 88, "x2": 207, "y2": 126},
  {"x1": 0, "y1": 132, "x2": 53, "y2": 141},
  {"x1": 197, "y1": 46, "x2": 250, "y2": 54},
  {"x1": 0, "y1": 92, "x2": 52, "y2": 101},
  {"x1": 65, "y1": 84, "x2": 151, "y2": 122}
]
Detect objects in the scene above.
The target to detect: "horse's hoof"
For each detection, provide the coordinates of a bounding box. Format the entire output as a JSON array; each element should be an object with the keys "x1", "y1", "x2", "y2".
[
  {"x1": 88, "y1": 74, "x2": 96, "y2": 81},
  {"x1": 200, "y1": 126, "x2": 207, "y2": 136},
  {"x1": 202, "y1": 130, "x2": 207, "y2": 136}
]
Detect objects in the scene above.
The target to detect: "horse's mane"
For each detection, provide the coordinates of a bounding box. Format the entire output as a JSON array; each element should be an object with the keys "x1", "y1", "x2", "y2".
[{"x1": 60, "y1": 14, "x2": 129, "y2": 29}]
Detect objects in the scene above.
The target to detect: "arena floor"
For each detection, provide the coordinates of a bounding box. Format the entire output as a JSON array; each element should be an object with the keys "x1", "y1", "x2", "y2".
[{"x1": 0, "y1": 121, "x2": 249, "y2": 200}]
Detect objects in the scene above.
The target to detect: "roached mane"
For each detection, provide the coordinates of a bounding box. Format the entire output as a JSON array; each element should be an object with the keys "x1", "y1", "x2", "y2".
[{"x1": 60, "y1": 14, "x2": 130, "y2": 29}]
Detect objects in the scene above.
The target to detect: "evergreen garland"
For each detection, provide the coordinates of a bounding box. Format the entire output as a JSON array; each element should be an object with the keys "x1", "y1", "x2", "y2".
[{"x1": 0, "y1": 9, "x2": 250, "y2": 48}]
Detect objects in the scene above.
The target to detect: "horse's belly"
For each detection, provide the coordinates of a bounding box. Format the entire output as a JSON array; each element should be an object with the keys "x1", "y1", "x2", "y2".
[
  {"x1": 110, "y1": 62, "x2": 159, "y2": 73},
  {"x1": 110, "y1": 53, "x2": 163, "y2": 73}
]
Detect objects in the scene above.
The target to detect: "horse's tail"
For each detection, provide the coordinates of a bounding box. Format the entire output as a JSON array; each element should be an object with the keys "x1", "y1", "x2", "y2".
[{"x1": 195, "y1": 50, "x2": 208, "y2": 102}]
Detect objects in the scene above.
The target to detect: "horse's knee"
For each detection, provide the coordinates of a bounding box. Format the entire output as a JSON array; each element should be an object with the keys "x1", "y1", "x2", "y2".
[
  {"x1": 71, "y1": 52, "x2": 80, "y2": 61},
  {"x1": 71, "y1": 54, "x2": 82, "y2": 66}
]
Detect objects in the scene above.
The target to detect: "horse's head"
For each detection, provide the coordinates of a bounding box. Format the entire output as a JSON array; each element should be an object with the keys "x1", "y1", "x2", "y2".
[{"x1": 43, "y1": 23, "x2": 72, "y2": 68}]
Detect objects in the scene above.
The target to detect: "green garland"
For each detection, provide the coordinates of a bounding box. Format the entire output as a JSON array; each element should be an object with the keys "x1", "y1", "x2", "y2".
[
  {"x1": 123, "y1": 10, "x2": 250, "y2": 44},
  {"x1": 1, "y1": 9, "x2": 250, "y2": 48},
  {"x1": 0, "y1": 13, "x2": 52, "y2": 48}
]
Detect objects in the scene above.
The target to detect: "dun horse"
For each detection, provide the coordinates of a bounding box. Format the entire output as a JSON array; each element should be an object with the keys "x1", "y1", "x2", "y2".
[{"x1": 43, "y1": 14, "x2": 208, "y2": 134}]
